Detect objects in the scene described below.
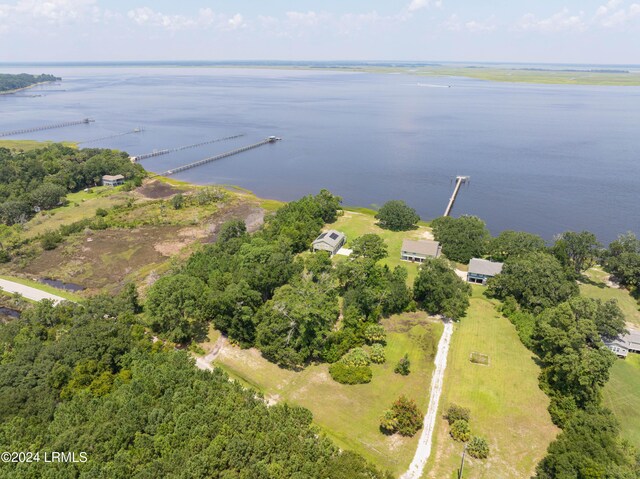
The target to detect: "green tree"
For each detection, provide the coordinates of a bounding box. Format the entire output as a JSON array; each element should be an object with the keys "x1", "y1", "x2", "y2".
[
  {"x1": 375, "y1": 200, "x2": 420, "y2": 231},
  {"x1": 553, "y1": 231, "x2": 601, "y2": 276},
  {"x1": 487, "y1": 230, "x2": 547, "y2": 262},
  {"x1": 369, "y1": 343, "x2": 386, "y2": 364},
  {"x1": 217, "y1": 218, "x2": 247, "y2": 243},
  {"x1": 450, "y1": 419, "x2": 471, "y2": 442},
  {"x1": 146, "y1": 274, "x2": 210, "y2": 343},
  {"x1": 430, "y1": 215, "x2": 490, "y2": 264},
  {"x1": 394, "y1": 353, "x2": 411, "y2": 375},
  {"x1": 305, "y1": 250, "x2": 333, "y2": 281},
  {"x1": 29, "y1": 183, "x2": 67, "y2": 210},
  {"x1": 486, "y1": 252, "x2": 578, "y2": 313},
  {"x1": 413, "y1": 258, "x2": 471, "y2": 320},
  {"x1": 171, "y1": 193, "x2": 184, "y2": 209},
  {"x1": 210, "y1": 280, "x2": 262, "y2": 347},
  {"x1": 351, "y1": 234, "x2": 388, "y2": 261},
  {"x1": 255, "y1": 279, "x2": 339, "y2": 368},
  {"x1": 390, "y1": 395, "x2": 423, "y2": 437},
  {"x1": 365, "y1": 324, "x2": 386, "y2": 344}
]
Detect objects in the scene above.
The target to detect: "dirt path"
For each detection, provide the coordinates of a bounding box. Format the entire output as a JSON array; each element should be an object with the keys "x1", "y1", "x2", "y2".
[
  {"x1": 400, "y1": 319, "x2": 454, "y2": 479},
  {"x1": 194, "y1": 336, "x2": 225, "y2": 371}
]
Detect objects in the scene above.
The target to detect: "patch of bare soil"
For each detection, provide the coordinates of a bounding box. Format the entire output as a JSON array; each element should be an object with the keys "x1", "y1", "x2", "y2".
[
  {"x1": 154, "y1": 227, "x2": 208, "y2": 256},
  {"x1": 136, "y1": 180, "x2": 182, "y2": 199},
  {"x1": 205, "y1": 203, "x2": 265, "y2": 242}
]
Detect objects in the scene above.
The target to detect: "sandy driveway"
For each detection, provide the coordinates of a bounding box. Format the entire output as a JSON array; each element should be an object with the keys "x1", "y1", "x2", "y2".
[
  {"x1": 0, "y1": 278, "x2": 68, "y2": 304},
  {"x1": 400, "y1": 319, "x2": 454, "y2": 479}
]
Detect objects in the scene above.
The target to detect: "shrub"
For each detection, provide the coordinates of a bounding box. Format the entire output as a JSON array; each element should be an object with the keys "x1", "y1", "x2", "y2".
[
  {"x1": 365, "y1": 324, "x2": 386, "y2": 344},
  {"x1": 394, "y1": 353, "x2": 411, "y2": 375},
  {"x1": 91, "y1": 218, "x2": 108, "y2": 230},
  {"x1": 379, "y1": 409, "x2": 398, "y2": 434},
  {"x1": 391, "y1": 395, "x2": 423, "y2": 437},
  {"x1": 171, "y1": 193, "x2": 185, "y2": 210},
  {"x1": 450, "y1": 419, "x2": 471, "y2": 442},
  {"x1": 329, "y1": 362, "x2": 372, "y2": 385},
  {"x1": 95, "y1": 208, "x2": 108, "y2": 217},
  {"x1": 467, "y1": 436, "x2": 490, "y2": 459},
  {"x1": 445, "y1": 404, "x2": 470, "y2": 425},
  {"x1": 341, "y1": 347, "x2": 371, "y2": 367},
  {"x1": 369, "y1": 343, "x2": 386, "y2": 364},
  {"x1": 40, "y1": 230, "x2": 63, "y2": 250},
  {"x1": 0, "y1": 249, "x2": 10, "y2": 263}
]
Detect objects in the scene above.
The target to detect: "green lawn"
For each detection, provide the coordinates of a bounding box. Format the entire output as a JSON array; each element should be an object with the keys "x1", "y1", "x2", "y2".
[
  {"x1": 212, "y1": 312, "x2": 443, "y2": 476},
  {"x1": 603, "y1": 353, "x2": 640, "y2": 449},
  {"x1": 425, "y1": 287, "x2": 558, "y2": 479},
  {"x1": 0, "y1": 274, "x2": 82, "y2": 302},
  {"x1": 328, "y1": 209, "x2": 434, "y2": 284},
  {"x1": 580, "y1": 269, "x2": 640, "y2": 328}
]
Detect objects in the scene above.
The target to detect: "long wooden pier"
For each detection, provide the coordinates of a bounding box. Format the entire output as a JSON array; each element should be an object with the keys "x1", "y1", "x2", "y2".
[
  {"x1": 158, "y1": 136, "x2": 280, "y2": 177},
  {"x1": 131, "y1": 134, "x2": 244, "y2": 162},
  {"x1": 443, "y1": 176, "x2": 470, "y2": 216},
  {"x1": 0, "y1": 118, "x2": 94, "y2": 138},
  {"x1": 79, "y1": 127, "x2": 143, "y2": 145}
]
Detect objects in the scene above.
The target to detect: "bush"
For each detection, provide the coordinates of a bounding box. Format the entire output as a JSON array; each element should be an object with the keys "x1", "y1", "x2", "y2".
[
  {"x1": 450, "y1": 419, "x2": 471, "y2": 442},
  {"x1": 0, "y1": 249, "x2": 10, "y2": 263},
  {"x1": 467, "y1": 436, "x2": 490, "y2": 459},
  {"x1": 329, "y1": 362, "x2": 372, "y2": 385},
  {"x1": 445, "y1": 404, "x2": 470, "y2": 425},
  {"x1": 365, "y1": 324, "x2": 386, "y2": 344},
  {"x1": 379, "y1": 409, "x2": 398, "y2": 434},
  {"x1": 171, "y1": 193, "x2": 185, "y2": 210},
  {"x1": 340, "y1": 347, "x2": 371, "y2": 367},
  {"x1": 40, "y1": 230, "x2": 63, "y2": 250},
  {"x1": 91, "y1": 218, "x2": 108, "y2": 230},
  {"x1": 95, "y1": 208, "x2": 108, "y2": 217},
  {"x1": 384, "y1": 395, "x2": 423, "y2": 437},
  {"x1": 394, "y1": 353, "x2": 411, "y2": 375},
  {"x1": 369, "y1": 343, "x2": 386, "y2": 364}
]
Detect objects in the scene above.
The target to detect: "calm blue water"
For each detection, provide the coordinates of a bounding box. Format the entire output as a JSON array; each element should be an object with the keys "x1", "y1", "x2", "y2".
[{"x1": 1, "y1": 66, "x2": 639, "y2": 244}]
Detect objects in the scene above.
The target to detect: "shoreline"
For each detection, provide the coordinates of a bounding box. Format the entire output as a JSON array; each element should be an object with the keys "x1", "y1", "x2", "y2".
[{"x1": 0, "y1": 80, "x2": 57, "y2": 96}]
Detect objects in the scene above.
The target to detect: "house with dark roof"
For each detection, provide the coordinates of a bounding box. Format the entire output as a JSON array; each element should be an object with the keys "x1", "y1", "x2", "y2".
[
  {"x1": 605, "y1": 329, "x2": 640, "y2": 358},
  {"x1": 401, "y1": 239, "x2": 441, "y2": 263},
  {"x1": 467, "y1": 258, "x2": 503, "y2": 285},
  {"x1": 312, "y1": 230, "x2": 346, "y2": 256},
  {"x1": 102, "y1": 174, "x2": 125, "y2": 187}
]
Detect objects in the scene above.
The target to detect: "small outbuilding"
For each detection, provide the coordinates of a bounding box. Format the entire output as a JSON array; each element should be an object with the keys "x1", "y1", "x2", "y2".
[
  {"x1": 605, "y1": 329, "x2": 640, "y2": 359},
  {"x1": 312, "y1": 230, "x2": 346, "y2": 256},
  {"x1": 401, "y1": 239, "x2": 441, "y2": 263},
  {"x1": 467, "y1": 258, "x2": 503, "y2": 285},
  {"x1": 102, "y1": 174, "x2": 125, "y2": 187}
]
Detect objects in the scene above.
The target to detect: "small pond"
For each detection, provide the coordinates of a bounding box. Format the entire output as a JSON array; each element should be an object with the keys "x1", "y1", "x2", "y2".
[
  {"x1": 0, "y1": 307, "x2": 20, "y2": 319},
  {"x1": 39, "y1": 278, "x2": 85, "y2": 292}
]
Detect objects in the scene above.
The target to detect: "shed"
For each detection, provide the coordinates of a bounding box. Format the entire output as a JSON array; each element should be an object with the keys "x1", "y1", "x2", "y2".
[
  {"x1": 312, "y1": 230, "x2": 346, "y2": 256},
  {"x1": 102, "y1": 174, "x2": 125, "y2": 187},
  {"x1": 467, "y1": 258, "x2": 503, "y2": 285},
  {"x1": 401, "y1": 239, "x2": 441, "y2": 263}
]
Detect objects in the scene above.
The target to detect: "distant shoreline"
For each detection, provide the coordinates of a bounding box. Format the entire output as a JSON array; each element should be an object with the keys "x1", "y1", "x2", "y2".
[{"x1": 0, "y1": 80, "x2": 56, "y2": 96}]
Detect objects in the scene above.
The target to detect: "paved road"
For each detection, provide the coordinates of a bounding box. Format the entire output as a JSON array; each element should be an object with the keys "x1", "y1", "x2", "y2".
[
  {"x1": 400, "y1": 319, "x2": 454, "y2": 479},
  {"x1": 0, "y1": 278, "x2": 68, "y2": 304}
]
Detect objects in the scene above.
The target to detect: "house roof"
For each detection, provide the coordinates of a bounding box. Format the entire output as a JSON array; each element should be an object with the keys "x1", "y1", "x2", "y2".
[
  {"x1": 609, "y1": 329, "x2": 640, "y2": 351},
  {"x1": 312, "y1": 230, "x2": 345, "y2": 249},
  {"x1": 102, "y1": 174, "x2": 125, "y2": 181},
  {"x1": 401, "y1": 239, "x2": 440, "y2": 257},
  {"x1": 468, "y1": 258, "x2": 504, "y2": 276}
]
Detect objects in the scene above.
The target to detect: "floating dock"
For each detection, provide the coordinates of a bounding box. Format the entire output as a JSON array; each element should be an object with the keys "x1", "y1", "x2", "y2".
[
  {"x1": 158, "y1": 136, "x2": 280, "y2": 177},
  {"x1": 0, "y1": 118, "x2": 94, "y2": 138},
  {"x1": 444, "y1": 176, "x2": 470, "y2": 216},
  {"x1": 130, "y1": 134, "x2": 245, "y2": 163}
]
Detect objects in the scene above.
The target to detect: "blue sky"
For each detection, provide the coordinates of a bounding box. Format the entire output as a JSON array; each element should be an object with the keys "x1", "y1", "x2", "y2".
[{"x1": 0, "y1": 0, "x2": 638, "y2": 63}]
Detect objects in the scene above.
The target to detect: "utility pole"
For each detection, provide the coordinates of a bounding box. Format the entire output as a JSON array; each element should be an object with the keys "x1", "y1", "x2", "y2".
[{"x1": 458, "y1": 443, "x2": 467, "y2": 479}]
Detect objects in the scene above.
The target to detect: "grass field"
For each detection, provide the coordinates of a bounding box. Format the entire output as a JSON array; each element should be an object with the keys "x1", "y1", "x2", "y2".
[
  {"x1": 424, "y1": 287, "x2": 558, "y2": 479},
  {"x1": 0, "y1": 139, "x2": 77, "y2": 151},
  {"x1": 211, "y1": 312, "x2": 443, "y2": 476},
  {"x1": 328, "y1": 209, "x2": 434, "y2": 284},
  {"x1": 580, "y1": 269, "x2": 640, "y2": 328},
  {"x1": 603, "y1": 353, "x2": 640, "y2": 450}
]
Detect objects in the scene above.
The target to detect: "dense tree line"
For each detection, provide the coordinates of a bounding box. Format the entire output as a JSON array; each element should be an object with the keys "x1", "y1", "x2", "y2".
[
  {"x1": 0, "y1": 144, "x2": 145, "y2": 225},
  {"x1": 0, "y1": 73, "x2": 59, "y2": 92},
  {"x1": 0, "y1": 289, "x2": 391, "y2": 478}
]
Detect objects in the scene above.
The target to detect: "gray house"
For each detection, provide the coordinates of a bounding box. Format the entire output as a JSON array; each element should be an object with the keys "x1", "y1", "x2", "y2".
[
  {"x1": 467, "y1": 258, "x2": 503, "y2": 285},
  {"x1": 605, "y1": 329, "x2": 640, "y2": 358},
  {"x1": 401, "y1": 239, "x2": 441, "y2": 263},
  {"x1": 102, "y1": 174, "x2": 125, "y2": 187},
  {"x1": 312, "y1": 230, "x2": 346, "y2": 256}
]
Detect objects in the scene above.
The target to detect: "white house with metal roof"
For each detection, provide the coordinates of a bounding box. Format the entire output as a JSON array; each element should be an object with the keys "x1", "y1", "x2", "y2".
[
  {"x1": 467, "y1": 258, "x2": 504, "y2": 285},
  {"x1": 401, "y1": 239, "x2": 441, "y2": 263},
  {"x1": 102, "y1": 174, "x2": 125, "y2": 187},
  {"x1": 312, "y1": 230, "x2": 346, "y2": 256},
  {"x1": 604, "y1": 329, "x2": 640, "y2": 358}
]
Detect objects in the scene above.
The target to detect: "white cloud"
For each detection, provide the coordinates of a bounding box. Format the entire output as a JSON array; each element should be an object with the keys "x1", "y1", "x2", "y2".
[
  {"x1": 593, "y1": 0, "x2": 640, "y2": 28},
  {"x1": 408, "y1": 0, "x2": 442, "y2": 12},
  {"x1": 126, "y1": 7, "x2": 243, "y2": 32},
  {"x1": 442, "y1": 14, "x2": 496, "y2": 33},
  {"x1": 0, "y1": 0, "x2": 98, "y2": 27},
  {"x1": 515, "y1": 8, "x2": 587, "y2": 32}
]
